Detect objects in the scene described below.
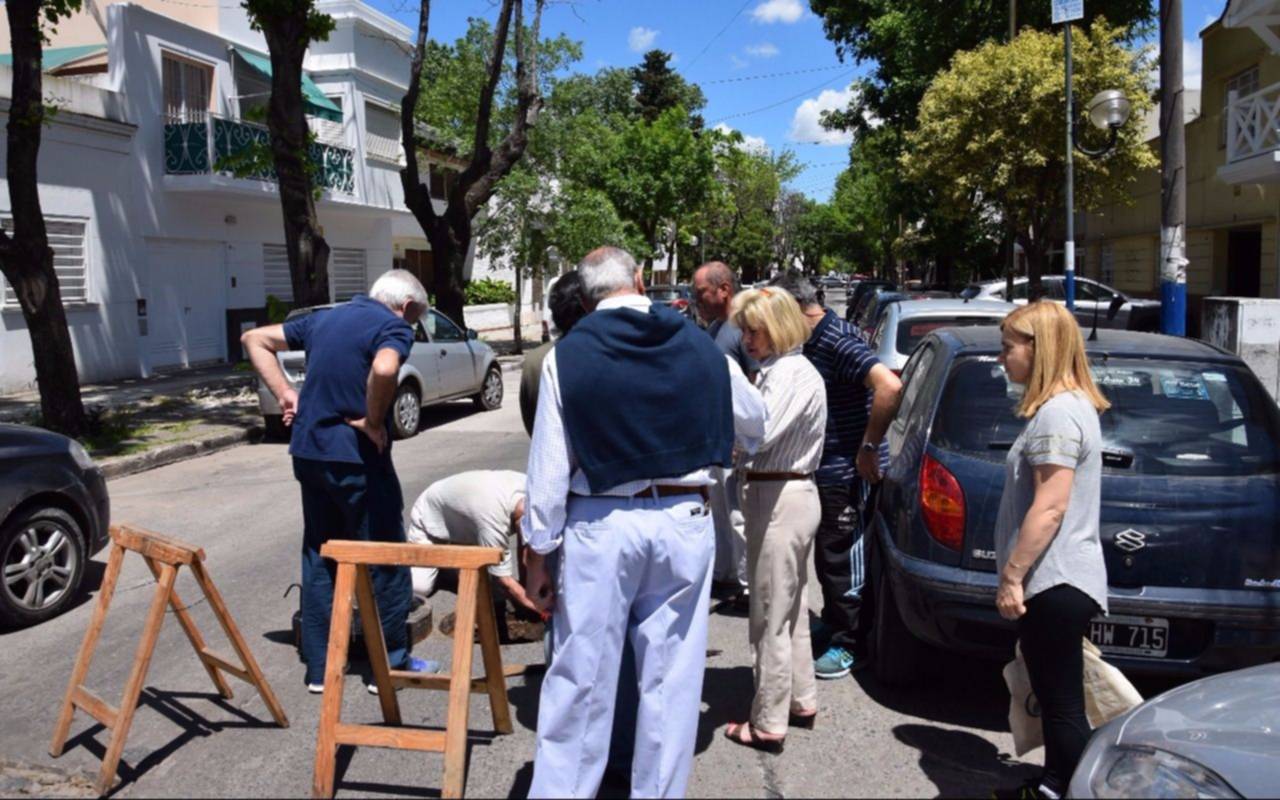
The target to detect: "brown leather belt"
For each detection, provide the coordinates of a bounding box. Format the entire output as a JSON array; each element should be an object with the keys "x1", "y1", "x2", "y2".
[
  {"x1": 744, "y1": 471, "x2": 814, "y2": 482},
  {"x1": 630, "y1": 485, "x2": 710, "y2": 501}
]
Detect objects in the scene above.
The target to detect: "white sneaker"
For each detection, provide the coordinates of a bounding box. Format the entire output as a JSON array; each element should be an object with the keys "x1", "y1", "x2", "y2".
[{"x1": 307, "y1": 683, "x2": 324, "y2": 694}]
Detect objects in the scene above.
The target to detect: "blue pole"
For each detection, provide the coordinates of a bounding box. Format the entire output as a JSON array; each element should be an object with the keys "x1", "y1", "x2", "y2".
[
  {"x1": 1064, "y1": 24, "x2": 1076, "y2": 311},
  {"x1": 1159, "y1": 0, "x2": 1187, "y2": 336}
]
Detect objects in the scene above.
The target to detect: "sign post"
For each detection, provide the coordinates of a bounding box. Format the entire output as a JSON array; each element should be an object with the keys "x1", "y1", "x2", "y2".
[{"x1": 1055, "y1": 0, "x2": 1083, "y2": 311}]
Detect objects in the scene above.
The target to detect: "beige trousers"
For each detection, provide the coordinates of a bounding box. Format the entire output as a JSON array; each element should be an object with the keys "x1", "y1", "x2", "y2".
[{"x1": 742, "y1": 477, "x2": 821, "y2": 735}]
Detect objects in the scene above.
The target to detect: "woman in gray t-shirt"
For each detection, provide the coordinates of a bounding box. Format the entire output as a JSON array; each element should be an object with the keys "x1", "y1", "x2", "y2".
[{"x1": 992, "y1": 301, "x2": 1110, "y2": 800}]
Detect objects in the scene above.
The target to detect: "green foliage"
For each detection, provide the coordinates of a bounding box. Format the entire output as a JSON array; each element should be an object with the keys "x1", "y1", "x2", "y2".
[
  {"x1": 265, "y1": 294, "x2": 291, "y2": 324},
  {"x1": 465, "y1": 277, "x2": 517, "y2": 305},
  {"x1": 631, "y1": 50, "x2": 705, "y2": 128},
  {"x1": 241, "y1": 0, "x2": 335, "y2": 44}
]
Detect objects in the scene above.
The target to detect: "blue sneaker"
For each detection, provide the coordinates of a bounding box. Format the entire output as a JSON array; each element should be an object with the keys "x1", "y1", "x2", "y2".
[
  {"x1": 368, "y1": 656, "x2": 441, "y2": 695},
  {"x1": 814, "y1": 646, "x2": 856, "y2": 680}
]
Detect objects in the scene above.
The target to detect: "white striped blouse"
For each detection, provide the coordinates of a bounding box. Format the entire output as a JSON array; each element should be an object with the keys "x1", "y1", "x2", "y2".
[{"x1": 742, "y1": 349, "x2": 827, "y2": 474}]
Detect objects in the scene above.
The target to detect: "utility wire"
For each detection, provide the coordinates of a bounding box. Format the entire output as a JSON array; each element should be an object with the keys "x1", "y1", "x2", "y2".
[
  {"x1": 702, "y1": 64, "x2": 849, "y2": 85},
  {"x1": 685, "y1": 0, "x2": 753, "y2": 69},
  {"x1": 711, "y1": 69, "x2": 856, "y2": 125}
]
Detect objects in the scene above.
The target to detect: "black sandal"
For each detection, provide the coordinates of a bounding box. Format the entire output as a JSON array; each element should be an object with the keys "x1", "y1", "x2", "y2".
[{"x1": 724, "y1": 721, "x2": 785, "y2": 753}]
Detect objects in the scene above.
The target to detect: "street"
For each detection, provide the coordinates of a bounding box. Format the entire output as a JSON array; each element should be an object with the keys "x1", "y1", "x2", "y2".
[{"x1": 1, "y1": 367, "x2": 1043, "y2": 798}]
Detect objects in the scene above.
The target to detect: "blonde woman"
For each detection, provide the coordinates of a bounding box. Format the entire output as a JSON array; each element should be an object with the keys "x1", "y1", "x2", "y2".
[
  {"x1": 723, "y1": 287, "x2": 827, "y2": 752},
  {"x1": 994, "y1": 301, "x2": 1109, "y2": 800}
]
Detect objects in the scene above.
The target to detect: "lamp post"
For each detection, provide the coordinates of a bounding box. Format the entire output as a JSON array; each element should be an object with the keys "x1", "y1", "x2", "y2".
[{"x1": 1065, "y1": 84, "x2": 1131, "y2": 310}]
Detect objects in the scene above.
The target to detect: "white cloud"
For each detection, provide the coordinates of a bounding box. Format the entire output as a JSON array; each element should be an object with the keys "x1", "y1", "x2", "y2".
[
  {"x1": 628, "y1": 26, "x2": 659, "y2": 53},
  {"x1": 713, "y1": 123, "x2": 770, "y2": 155},
  {"x1": 1183, "y1": 37, "x2": 1202, "y2": 91},
  {"x1": 745, "y1": 42, "x2": 780, "y2": 58},
  {"x1": 789, "y1": 85, "x2": 857, "y2": 145},
  {"x1": 750, "y1": 0, "x2": 804, "y2": 24},
  {"x1": 729, "y1": 54, "x2": 749, "y2": 70}
]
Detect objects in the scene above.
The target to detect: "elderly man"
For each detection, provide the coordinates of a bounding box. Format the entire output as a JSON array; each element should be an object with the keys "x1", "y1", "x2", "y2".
[
  {"x1": 523, "y1": 247, "x2": 765, "y2": 798},
  {"x1": 241, "y1": 270, "x2": 438, "y2": 694},
  {"x1": 772, "y1": 274, "x2": 903, "y2": 680}
]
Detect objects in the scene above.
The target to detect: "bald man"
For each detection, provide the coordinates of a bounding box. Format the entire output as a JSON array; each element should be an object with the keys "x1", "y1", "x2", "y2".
[{"x1": 692, "y1": 261, "x2": 757, "y2": 376}]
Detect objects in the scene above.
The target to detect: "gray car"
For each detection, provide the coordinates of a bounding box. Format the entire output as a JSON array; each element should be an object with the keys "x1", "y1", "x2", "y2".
[
  {"x1": 1069, "y1": 663, "x2": 1279, "y2": 799},
  {"x1": 0, "y1": 424, "x2": 110, "y2": 627},
  {"x1": 961, "y1": 275, "x2": 1161, "y2": 332},
  {"x1": 257, "y1": 305, "x2": 503, "y2": 440},
  {"x1": 868, "y1": 298, "x2": 1016, "y2": 373}
]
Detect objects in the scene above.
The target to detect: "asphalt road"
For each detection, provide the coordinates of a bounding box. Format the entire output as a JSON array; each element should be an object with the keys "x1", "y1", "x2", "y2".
[{"x1": 1, "y1": 355, "x2": 1047, "y2": 798}]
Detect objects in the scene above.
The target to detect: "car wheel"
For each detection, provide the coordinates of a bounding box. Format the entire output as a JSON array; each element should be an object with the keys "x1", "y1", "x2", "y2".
[
  {"x1": 0, "y1": 507, "x2": 87, "y2": 628},
  {"x1": 473, "y1": 365, "x2": 503, "y2": 411},
  {"x1": 392, "y1": 383, "x2": 421, "y2": 440},
  {"x1": 263, "y1": 414, "x2": 291, "y2": 442},
  {"x1": 872, "y1": 551, "x2": 928, "y2": 687}
]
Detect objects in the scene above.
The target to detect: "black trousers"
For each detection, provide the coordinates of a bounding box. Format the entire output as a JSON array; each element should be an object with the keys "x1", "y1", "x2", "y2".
[
  {"x1": 814, "y1": 480, "x2": 874, "y2": 654},
  {"x1": 1018, "y1": 583, "x2": 1099, "y2": 794}
]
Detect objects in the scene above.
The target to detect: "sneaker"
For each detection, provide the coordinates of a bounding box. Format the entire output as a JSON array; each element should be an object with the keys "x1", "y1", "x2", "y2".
[
  {"x1": 991, "y1": 778, "x2": 1059, "y2": 800},
  {"x1": 814, "y1": 646, "x2": 856, "y2": 680},
  {"x1": 368, "y1": 656, "x2": 441, "y2": 695},
  {"x1": 307, "y1": 683, "x2": 324, "y2": 694}
]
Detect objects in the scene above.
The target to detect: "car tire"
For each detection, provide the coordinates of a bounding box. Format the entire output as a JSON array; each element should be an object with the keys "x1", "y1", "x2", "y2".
[
  {"x1": 392, "y1": 383, "x2": 421, "y2": 440},
  {"x1": 872, "y1": 552, "x2": 928, "y2": 687},
  {"x1": 263, "y1": 414, "x2": 291, "y2": 442},
  {"x1": 473, "y1": 365, "x2": 503, "y2": 411},
  {"x1": 0, "y1": 506, "x2": 87, "y2": 628}
]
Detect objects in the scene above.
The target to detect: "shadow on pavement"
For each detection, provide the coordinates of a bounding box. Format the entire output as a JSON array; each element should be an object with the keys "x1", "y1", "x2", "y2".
[
  {"x1": 852, "y1": 655, "x2": 1011, "y2": 733},
  {"x1": 696, "y1": 665, "x2": 755, "y2": 755},
  {"x1": 894, "y1": 723, "x2": 1037, "y2": 798}
]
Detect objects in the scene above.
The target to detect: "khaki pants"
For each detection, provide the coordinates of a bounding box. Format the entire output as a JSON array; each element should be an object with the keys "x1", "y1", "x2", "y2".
[
  {"x1": 742, "y1": 477, "x2": 821, "y2": 735},
  {"x1": 709, "y1": 467, "x2": 748, "y2": 586}
]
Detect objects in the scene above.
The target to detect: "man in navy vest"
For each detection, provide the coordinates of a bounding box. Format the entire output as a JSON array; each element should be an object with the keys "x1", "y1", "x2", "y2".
[{"x1": 522, "y1": 247, "x2": 765, "y2": 798}]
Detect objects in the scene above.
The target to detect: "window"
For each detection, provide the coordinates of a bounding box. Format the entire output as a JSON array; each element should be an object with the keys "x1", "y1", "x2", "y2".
[
  {"x1": 1100, "y1": 244, "x2": 1115, "y2": 286},
  {"x1": 426, "y1": 309, "x2": 465, "y2": 342},
  {"x1": 364, "y1": 102, "x2": 402, "y2": 163},
  {"x1": 1221, "y1": 65, "x2": 1260, "y2": 148},
  {"x1": 162, "y1": 53, "x2": 212, "y2": 121},
  {"x1": 233, "y1": 51, "x2": 271, "y2": 121},
  {"x1": 329, "y1": 248, "x2": 367, "y2": 302},
  {"x1": 2, "y1": 216, "x2": 89, "y2": 307},
  {"x1": 1076, "y1": 280, "x2": 1117, "y2": 304},
  {"x1": 263, "y1": 244, "x2": 292, "y2": 302},
  {"x1": 428, "y1": 165, "x2": 456, "y2": 201}
]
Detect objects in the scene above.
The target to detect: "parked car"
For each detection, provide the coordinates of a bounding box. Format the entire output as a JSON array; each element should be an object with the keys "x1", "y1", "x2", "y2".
[
  {"x1": 644, "y1": 284, "x2": 696, "y2": 319},
  {"x1": 961, "y1": 275, "x2": 1161, "y2": 332},
  {"x1": 844, "y1": 278, "x2": 897, "y2": 325},
  {"x1": 1070, "y1": 662, "x2": 1279, "y2": 799},
  {"x1": 871, "y1": 328, "x2": 1280, "y2": 686},
  {"x1": 868, "y1": 298, "x2": 1016, "y2": 373},
  {"x1": 0, "y1": 424, "x2": 110, "y2": 627},
  {"x1": 257, "y1": 305, "x2": 503, "y2": 440}
]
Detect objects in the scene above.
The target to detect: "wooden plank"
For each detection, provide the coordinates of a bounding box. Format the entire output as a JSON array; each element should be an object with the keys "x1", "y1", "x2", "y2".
[
  {"x1": 320, "y1": 541, "x2": 501, "y2": 569},
  {"x1": 442, "y1": 569, "x2": 480, "y2": 799},
  {"x1": 50, "y1": 542, "x2": 125, "y2": 757},
  {"x1": 333, "y1": 723, "x2": 446, "y2": 753},
  {"x1": 142, "y1": 556, "x2": 233, "y2": 699},
  {"x1": 354, "y1": 565, "x2": 401, "y2": 726},
  {"x1": 70, "y1": 686, "x2": 118, "y2": 730},
  {"x1": 475, "y1": 577, "x2": 514, "y2": 735},
  {"x1": 198, "y1": 648, "x2": 252, "y2": 684},
  {"x1": 312, "y1": 562, "x2": 355, "y2": 799},
  {"x1": 111, "y1": 525, "x2": 202, "y2": 565}
]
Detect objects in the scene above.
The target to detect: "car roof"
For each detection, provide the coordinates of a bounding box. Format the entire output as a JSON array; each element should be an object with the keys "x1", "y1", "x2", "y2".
[
  {"x1": 935, "y1": 326, "x2": 1242, "y2": 363},
  {"x1": 893, "y1": 299, "x2": 1016, "y2": 318}
]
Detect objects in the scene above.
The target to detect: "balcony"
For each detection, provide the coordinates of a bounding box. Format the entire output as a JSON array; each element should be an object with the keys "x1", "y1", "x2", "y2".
[
  {"x1": 1220, "y1": 82, "x2": 1280, "y2": 184},
  {"x1": 163, "y1": 113, "x2": 355, "y2": 194}
]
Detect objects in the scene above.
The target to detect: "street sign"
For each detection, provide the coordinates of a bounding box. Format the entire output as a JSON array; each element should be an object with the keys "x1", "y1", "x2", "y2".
[{"x1": 1052, "y1": 0, "x2": 1083, "y2": 23}]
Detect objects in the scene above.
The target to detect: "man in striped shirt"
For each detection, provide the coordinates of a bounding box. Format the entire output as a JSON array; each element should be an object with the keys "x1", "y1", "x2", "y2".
[{"x1": 773, "y1": 275, "x2": 903, "y2": 679}]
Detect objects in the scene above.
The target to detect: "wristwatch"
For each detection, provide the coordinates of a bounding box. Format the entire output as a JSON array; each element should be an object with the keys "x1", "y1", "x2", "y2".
[{"x1": 860, "y1": 441, "x2": 878, "y2": 454}]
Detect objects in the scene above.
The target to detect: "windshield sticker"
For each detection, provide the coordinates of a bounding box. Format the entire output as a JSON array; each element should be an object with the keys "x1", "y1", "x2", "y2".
[
  {"x1": 1093, "y1": 369, "x2": 1145, "y2": 388},
  {"x1": 1161, "y1": 376, "x2": 1209, "y2": 400},
  {"x1": 1202, "y1": 371, "x2": 1228, "y2": 383},
  {"x1": 975, "y1": 355, "x2": 998, "y2": 363},
  {"x1": 1175, "y1": 453, "x2": 1210, "y2": 461}
]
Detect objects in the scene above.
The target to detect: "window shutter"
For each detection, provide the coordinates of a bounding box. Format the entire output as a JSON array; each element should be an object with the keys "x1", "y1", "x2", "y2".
[
  {"x1": 2, "y1": 216, "x2": 88, "y2": 306},
  {"x1": 263, "y1": 244, "x2": 292, "y2": 302},
  {"x1": 330, "y1": 248, "x2": 367, "y2": 302}
]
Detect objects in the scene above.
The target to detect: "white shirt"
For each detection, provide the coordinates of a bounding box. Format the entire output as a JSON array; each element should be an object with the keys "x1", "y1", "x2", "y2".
[
  {"x1": 408, "y1": 470, "x2": 526, "y2": 578},
  {"x1": 742, "y1": 349, "x2": 827, "y2": 474},
  {"x1": 522, "y1": 294, "x2": 768, "y2": 554}
]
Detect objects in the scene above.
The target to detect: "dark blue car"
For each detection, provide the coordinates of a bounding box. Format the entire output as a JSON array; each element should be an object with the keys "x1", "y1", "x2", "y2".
[{"x1": 871, "y1": 328, "x2": 1280, "y2": 686}]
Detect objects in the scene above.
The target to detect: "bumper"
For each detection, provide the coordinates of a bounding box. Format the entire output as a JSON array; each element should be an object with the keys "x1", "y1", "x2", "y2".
[
  {"x1": 877, "y1": 525, "x2": 1280, "y2": 676},
  {"x1": 82, "y1": 467, "x2": 111, "y2": 554}
]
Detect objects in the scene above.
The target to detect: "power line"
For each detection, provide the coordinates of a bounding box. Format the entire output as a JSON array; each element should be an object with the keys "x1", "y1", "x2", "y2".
[
  {"x1": 711, "y1": 69, "x2": 856, "y2": 125},
  {"x1": 685, "y1": 0, "x2": 753, "y2": 69},
  {"x1": 702, "y1": 64, "x2": 849, "y2": 85}
]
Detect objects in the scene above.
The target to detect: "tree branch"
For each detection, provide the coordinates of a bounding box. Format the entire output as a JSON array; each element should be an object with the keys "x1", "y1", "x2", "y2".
[
  {"x1": 400, "y1": 0, "x2": 438, "y2": 228},
  {"x1": 463, "y1": 0, "x2": 515, "y2": 186}
]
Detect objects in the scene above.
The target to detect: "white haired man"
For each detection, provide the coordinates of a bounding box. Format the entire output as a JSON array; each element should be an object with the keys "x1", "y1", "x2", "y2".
[
  {"x1": 241, "y1": 269, "x2": 440, "y2": 693},
  {"x1": 523, "y1": 247, "x2": 766, "y2": 798}
]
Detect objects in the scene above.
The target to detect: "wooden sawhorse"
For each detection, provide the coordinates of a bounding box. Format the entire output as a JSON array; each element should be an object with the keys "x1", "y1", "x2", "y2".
[
  {"x1": 50, "y1": 524, "x2": 289, "y2": 795},
  {"x1": 312, "y1": 541, "x2": 515, "y2": 799}
]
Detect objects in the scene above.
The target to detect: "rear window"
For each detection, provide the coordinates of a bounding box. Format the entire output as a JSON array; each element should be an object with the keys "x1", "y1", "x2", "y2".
[
  {"x1": 647, "y1": 288, "x2": 682, "y2": 301},
  {"x1": 896, "y1": 316, "x2": 1002, "y2": 355},
  {"x1": 930, "y1": 357, "x2": 1280, "y2": 476}
]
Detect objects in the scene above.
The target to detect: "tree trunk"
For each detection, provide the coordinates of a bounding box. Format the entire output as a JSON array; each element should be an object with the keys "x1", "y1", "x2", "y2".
[
  {"x1": 0, "y1": 0, "x2": 86, "y2": 437},
  {"x1": 262, "y1": 23, "x2": 330, "y2": 308},
  {"x1": 425, "y1": 219, "x2": 467, "y2": 327}
]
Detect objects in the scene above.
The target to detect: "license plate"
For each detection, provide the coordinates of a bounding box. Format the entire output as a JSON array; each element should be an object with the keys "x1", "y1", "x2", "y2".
[{"x1": 1089, "y1": 614, "x2": 1169, "y2": 658}]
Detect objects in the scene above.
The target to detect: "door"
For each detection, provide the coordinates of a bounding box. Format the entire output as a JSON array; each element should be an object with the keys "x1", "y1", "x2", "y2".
[
  {"x1": 1226, "y1": 229, "x2": 1262, "y2": 298},
  {"x1": 425, "y1": 310, "x2": 477, "y2": 397},
  {"x1": 147, "y1": 240, "x2": 226, "y2": 368},
  {"x1": 408, "y1": 318, "x2": 445, "y2": 402}
]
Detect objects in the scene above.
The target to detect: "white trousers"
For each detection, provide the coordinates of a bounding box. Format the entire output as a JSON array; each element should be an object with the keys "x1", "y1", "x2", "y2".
[
  {"x1": 529, "y1": 494, "x2": 715, "y2": 799},
  {"x1": 708, "y1": 467, "x2": 748, "y2": 586}
]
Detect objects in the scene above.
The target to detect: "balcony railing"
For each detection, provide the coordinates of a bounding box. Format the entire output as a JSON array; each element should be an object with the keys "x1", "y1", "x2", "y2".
[
  {"x1": 163, "y1": 113, "x2": 355, "y2": 195},
  {"x1": 1226, "y1": 83, "x2": 1280, "y2": 165}
]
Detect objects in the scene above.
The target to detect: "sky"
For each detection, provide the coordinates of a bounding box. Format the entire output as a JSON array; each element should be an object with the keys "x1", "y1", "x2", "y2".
[{"x1": 365, "y1": 0, "x2": 1229, "y2": 203}]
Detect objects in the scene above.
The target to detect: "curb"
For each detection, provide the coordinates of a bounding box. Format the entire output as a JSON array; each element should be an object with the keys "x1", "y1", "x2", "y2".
[{"x1": 99, "y1": 427, "x2": 259, "y2": 480}]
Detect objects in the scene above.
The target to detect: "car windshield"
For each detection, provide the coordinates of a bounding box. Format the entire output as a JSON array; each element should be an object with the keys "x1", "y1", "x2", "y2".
[
  {"x1": 896, "y1": 317, "x2": 1003, "y2": 355},
  {"x1": 647, "y1": 288, "x2": 683, "y2": 301},
  {"x1": 930, "y1": 357, "x2": 1280, "y2": 476}
]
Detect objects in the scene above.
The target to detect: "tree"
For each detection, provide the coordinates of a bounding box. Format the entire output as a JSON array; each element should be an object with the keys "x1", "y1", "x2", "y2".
[
  {"x1": 903, "y1": 22, "x2": 1156, "y2": 292},
  {"x1": 631, "y1": 50, "x2": 705, "y2": 127},
  {"x1": 0, "y1": 0, "x2": 87, "y2": 436},
  {"x1": 242, "y1": 0, "x2": 336, "y2": 308},
  {"x1": 401, "y1": 0, "x2": 547, "y2": 327}
]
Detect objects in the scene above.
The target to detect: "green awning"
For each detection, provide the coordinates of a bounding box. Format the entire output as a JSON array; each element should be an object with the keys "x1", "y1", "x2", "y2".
[
  {"x1": 232, "y1": 47, "x2": 343, "y2": 123},
  {"x1": 0, "y1": 44, "x2": 107, "y2": 70}
]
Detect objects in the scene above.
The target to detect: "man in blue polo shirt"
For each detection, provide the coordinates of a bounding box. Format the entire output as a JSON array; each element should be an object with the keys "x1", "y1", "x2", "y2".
[
  {"x1": 241, "y1": 269, "x2": 438, "y2": 692},
  {"x1": 773, "y1": 275, "x2": 903, "y2": 679}
]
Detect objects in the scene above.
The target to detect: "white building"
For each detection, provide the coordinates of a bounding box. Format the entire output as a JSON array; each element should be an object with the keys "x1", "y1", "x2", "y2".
[{"x1": 0, "y1": 0, "x2": 530, "y2": 393}]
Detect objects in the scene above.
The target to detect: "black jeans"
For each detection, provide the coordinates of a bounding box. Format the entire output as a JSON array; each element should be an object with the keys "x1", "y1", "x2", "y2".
[
  {"x1": 814, "y1": 480, "x2": 874, "y2": 655},
  {"x1": 1018, "y1": 583, "x2": 1099, "y2": 794}
]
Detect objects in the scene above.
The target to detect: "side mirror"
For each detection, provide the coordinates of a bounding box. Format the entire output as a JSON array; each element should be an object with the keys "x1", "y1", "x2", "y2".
[
  {"x1": 467, "y1": 328, "x2": 478, "y2": 340},
  {"x1": 1107, "y1": 296, "x2": 1125, "y2": 321}
]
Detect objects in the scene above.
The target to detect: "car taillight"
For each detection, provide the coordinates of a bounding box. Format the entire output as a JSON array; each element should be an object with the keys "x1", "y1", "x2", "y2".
[{"x1": 921, "y1": 453, "x2": 964, "y2": 551}]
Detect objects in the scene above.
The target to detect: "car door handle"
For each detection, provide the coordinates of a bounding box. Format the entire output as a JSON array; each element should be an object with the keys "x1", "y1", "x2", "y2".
[{"x1": 439, "y1": 349, "x2": 447, "y2": 357}]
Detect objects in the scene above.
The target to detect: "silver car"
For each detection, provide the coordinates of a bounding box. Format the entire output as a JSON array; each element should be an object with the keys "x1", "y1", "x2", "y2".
[
  {"x1": 961, "y1": 275, "x2": 1161, "y2": 332},
  {"x1": 257, "y1": 305, "x2": 503, "y2": 440},
  {"x1": 867, "y1": 298, "x2": 1016, "y2": 373},
  {"x1": 1069, "y1": 663, "x2": 1279, "y2": 799}
]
